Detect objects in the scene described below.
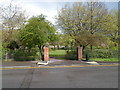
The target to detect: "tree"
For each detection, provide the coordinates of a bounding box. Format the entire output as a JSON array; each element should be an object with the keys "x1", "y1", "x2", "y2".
[
  {"x1": 2, "y1": 29, "x2": 20, "y2": 59},
  {"x1": 1, "y1": 0, "x2": 27, "y2": 45},
  {"x1": 49, "y1": 33, "x2": 60, "y2": 50},
  {"x1": 56, "y1": 2, "x2": 111, "y2": 49},
  {"x1": 20, "y1": 15, "x2": 57, "y2": 60},
  {"x1": 1, "y1": 1, "x2": 27, "y2": 30},
  {"x1": 103, "y1": 10, "x2": 118, "y2": 49},
  {"x1": 58, "y1": 34, "x2": 74, "y2": 49}
]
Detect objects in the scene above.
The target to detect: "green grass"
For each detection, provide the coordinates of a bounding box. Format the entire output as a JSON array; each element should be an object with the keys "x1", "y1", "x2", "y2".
[
  {"x1": 50, "y1": 50, "x2": 66, "y2": 56},
  {"x1": 90, "y1": 58, "x2": 118, "y2": 62}
]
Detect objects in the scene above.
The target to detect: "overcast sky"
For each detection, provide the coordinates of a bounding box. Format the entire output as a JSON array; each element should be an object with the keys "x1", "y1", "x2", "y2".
[{"x1": 0, "y1": 0, "x2": 118, "y2": 24}]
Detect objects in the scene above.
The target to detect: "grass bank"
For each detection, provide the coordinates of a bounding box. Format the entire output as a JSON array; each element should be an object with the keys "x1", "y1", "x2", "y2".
[{"x1": 90, "y1": 58, "x2": 118, "y2": 62}]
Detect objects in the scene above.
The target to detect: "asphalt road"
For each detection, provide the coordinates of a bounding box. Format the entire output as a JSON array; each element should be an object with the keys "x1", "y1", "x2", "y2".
[{"x1": 2, "y1": 65, "x2": 118, "y2": 88}]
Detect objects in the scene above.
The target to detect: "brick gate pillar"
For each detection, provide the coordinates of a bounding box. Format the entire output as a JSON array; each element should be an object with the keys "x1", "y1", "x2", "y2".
[
  {"x1": 78, "y1": 47, "x2": 82, "y2": 61},
  {"x1": 44, "y1": 47, "x2": 49, "y2": 61}
]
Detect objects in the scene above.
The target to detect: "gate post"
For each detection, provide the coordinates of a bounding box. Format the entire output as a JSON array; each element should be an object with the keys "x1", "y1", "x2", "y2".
[
  {"x1": 78, "y1": 47, "x2": 82, "y2": 61},
  {"x1": 44, "y1": 47, "x2": 49, "y2": 61}
]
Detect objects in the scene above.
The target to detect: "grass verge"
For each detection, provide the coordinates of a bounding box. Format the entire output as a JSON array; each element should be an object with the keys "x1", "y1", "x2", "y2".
[{"x1": 90, "y1": 58, "x2": 118, "y2": 62}]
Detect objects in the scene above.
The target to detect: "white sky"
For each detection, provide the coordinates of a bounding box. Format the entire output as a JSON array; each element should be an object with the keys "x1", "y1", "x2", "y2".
[{"x1": 0, "y1": 0, "x2": 118, "y2": 25}]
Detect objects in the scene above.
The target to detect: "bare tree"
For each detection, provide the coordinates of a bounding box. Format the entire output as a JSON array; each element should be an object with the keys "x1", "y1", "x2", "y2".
[
  {"x1": 1, "y1": 0, "x2": 27, "y2": 31},
  {"x1": 1, "y1": 0, "x2": 27, "y2": 43}
]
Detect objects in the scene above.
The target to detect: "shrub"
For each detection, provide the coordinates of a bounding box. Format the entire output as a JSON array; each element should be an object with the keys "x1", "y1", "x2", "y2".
[
  {"x1": 14, "y1": 56, "x2": 35, "y2": 61},
  {"x1": 13, "y1": 49, "x2": 37, "y2": 61},
  {"x1": 65, "y1": 48, "x2": 118, "y2": 60},
  {"x1": 1, "y1": 45, "x2": 9, "y2": 60},
  {"x1": 65, "y1": 49, "x2": 77, "y2": 60},
  {"x1": 83, "y1": 49, "x2": 118, "y2": 58}
]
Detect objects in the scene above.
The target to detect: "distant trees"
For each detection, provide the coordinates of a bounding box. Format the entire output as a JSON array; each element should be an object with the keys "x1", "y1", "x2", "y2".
[
  {"x1": 56, "y1": 2, "x2": 118, "y2": 50},
  {"x1": 58, "y1": 34, "x2": 74, "y2": 49}
]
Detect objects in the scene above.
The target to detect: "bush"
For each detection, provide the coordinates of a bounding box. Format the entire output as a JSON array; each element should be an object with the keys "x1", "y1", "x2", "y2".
[
  {"x1": 65, "y1": 49, "x2": 77, "y2": 60},
  {"x1": 13, "y1": 49, "x2": 37, "y2": 61},
  {"x1": 14, "y1": 56, "x2": 35, "y2": 61},
  {"x1": 83, "y1": 49, "x2": 118, "y2": 58},
  {"x1": 65, "y1": 48, "x2": 118, "y2": 60},
  {"x1": 0, "y1": 45, "x2": 2, "y2": 60},
  {"x1": 0, "y1": 45, "x2": 9, "y2": 60}
]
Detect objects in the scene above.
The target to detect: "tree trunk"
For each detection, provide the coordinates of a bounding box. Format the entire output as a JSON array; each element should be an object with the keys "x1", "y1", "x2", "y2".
[
  {"x1": 90, "y1": 45, "x2": 92, "y2": 51},
  {"x1": 83, "y1": 46, "x2": 85, "y2": 50},
  {"x1": 5, "y1": 53, "x2": 8, "y2": 61},
  {"x1": 57, "y1": 45, "x2": 59, "y2": 49},
  {"x1": 38, "y1": 45, "x2": 44, "y2": 61},
  {"x1": 54, "y1": 45, "x2": 55, "y2": 50}
]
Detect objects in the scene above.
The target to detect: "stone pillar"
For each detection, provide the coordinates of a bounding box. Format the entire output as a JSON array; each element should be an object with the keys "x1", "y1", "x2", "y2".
[
  {"x1": 78, "y1": 47, "x2": 82, "y2": 61},
  {"x1": 44, "y1": 47, "x2": 49, "y2": 61}
]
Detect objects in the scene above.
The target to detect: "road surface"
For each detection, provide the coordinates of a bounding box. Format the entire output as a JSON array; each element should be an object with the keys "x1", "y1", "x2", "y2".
[{"x1": 2, "y1": 65, "x2": 118, "y2": 88}]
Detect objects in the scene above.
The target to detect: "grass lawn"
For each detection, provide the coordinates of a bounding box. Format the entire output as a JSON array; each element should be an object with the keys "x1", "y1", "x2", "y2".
[
  {"x1": 90, "y1": 58, "x2": 118, "y2": 62},
  {"x1": 50, "y1": 50, "x2": 67, "y2": 56}
]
